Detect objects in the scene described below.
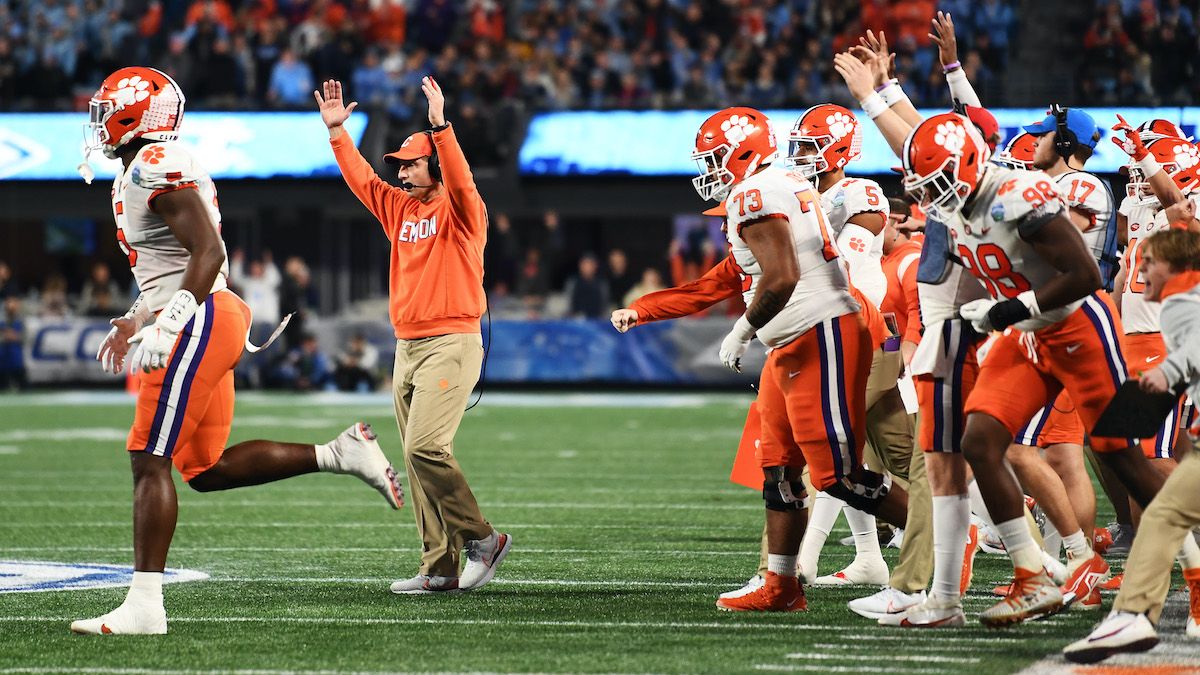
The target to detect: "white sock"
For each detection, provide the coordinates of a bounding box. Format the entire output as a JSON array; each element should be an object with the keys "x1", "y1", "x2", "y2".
[
  {"x1": 1062, "y1": 529, "x2": 1089, "y2": 559},
  {"x1": 798, "y1": 492, "x2": 843, "y2": 575},
  {"x1": 967, "y1": 478, "x2": 994, "y2": 527},
  {"x1": 125, "y1": 571, "x2": 164, "y2": 608},
  {"x1": 844, "y1": 505, "x2": 883, "y2": 563},
  {"x1": 996, "y1": 516, "x2": 1041, "y2": 572},
  {"x1": 931, "y1": 494, "x2": 970, "y2": 603},
  {"x1": 314, "y1": 442, "x2": 335, "y2": 472},
  {"x1": 1178, "y1": 531, "x2": 1200, "y2": 569},
  {"x1": 767, "y1": 554, "x2": 799, "y2": 577}
]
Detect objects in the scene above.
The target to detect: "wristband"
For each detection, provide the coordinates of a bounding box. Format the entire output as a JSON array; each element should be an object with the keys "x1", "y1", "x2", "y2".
[
  {"x1": 1135, "y1": 153, "x2": 1162, "y2": 178},
  {"x1": 879, "y1": 82, "x2": 909, "y2": 107},
  {"x1": 156, "y1": 289, "x2": 199, "y2": 335},
  {"x1": 1016, "y1": 290, "x2": 1042, "y2": 318},
  {"x1": 859, "y1": 92, "x2": 888, "y2": 120},
  {"x1": 124, "y1": 293, "x2": 152, "y2": 326},
  {"x1": 874, "y1": 79, "x2": 898, "y2": 93},
  {"x1": 942, "y1": 61, "x2": 961, "y2": 72},
  {"x1": 732, "y1": 314, "x2": 756, "y2": 340}
]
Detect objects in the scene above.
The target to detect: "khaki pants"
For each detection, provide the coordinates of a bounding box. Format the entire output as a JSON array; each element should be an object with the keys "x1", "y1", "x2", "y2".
[
  {"x1": 889, "y1": 432, "x2": 933, "y2": 593},
  {"x1": 393, "y1": 333, "x2": 492, "y2": 577},
  {"x1": 1113, "y1": 444, "x2": 1200, "y2": 623}
]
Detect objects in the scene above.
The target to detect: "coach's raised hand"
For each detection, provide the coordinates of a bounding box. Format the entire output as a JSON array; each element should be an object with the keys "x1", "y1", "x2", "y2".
[
  {"x1": 422, "y1": 76, "x2": 446, "y2": 127},
  {"x1": 315, "y1": 79, "x2": 358, "y2": 140}
]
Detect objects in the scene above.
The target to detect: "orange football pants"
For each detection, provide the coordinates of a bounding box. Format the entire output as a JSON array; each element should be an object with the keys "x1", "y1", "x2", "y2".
[{"x1": 1125, "y1": 332, "x2": 1182, "y2": 458}]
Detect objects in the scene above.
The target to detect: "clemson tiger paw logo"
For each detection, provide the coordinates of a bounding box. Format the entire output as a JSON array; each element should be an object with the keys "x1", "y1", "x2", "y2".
[
  {"x1": 934, "y1": 122, "x2": 967, "y2": 154},
  {"x1": 1174, "y1": 143, "x2": 1200, "y2": 170},
  {"x1": 140, "y1": 146, "x2": 166, "y2": 164},
  {"x1": 848, "y1": 237, "x2": 865, "y2": 252},
  {"x1": 825, "y1": 112, "x2": 854, "y2": 140},
  {"x1": 115, "y1": 75, "x2": 151, "y2": 104},
  {"x1": 721, "y1": 114, "x2": 755, "y2": 146}
]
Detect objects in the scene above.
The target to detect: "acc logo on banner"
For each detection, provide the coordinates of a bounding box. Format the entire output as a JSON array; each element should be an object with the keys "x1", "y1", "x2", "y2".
[{"x1": 0, "y1": 560, "x2": 208, "y2": 593}]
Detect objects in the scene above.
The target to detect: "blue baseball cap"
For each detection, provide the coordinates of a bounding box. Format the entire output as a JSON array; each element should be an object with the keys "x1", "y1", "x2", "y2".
[{"x1": 1022, "y1": 108, "x2": 1101, "y2": 149}]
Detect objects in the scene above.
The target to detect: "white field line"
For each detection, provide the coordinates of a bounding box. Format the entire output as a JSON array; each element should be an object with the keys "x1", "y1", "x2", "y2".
[
  {"x1": 756, "y1": 667, "x2": 946, "y2": 674},
  {"x1": 0, "y1": 522, "x2": 758, "y2": 530},
  {"x1": 828, "y1": 634, "x2": 1027, "y2": 644},
  {"x1": 0, "y1": 670, "x2": 661, "y2": 675},
  {"x1": 0, "y1": 546, "x2": 757, "y2": 556},
  {"x1": 0, "y1": 615, "x2": 887, "y2": 632},
  {"x1": 0, "y1": 485, "x2": 754, "y2": 495},
  {"x1": 785, "y1": 654, "x2": 979, "y2": 664},
  {"x1": 0, "y1": 501, "x2": 762, "y2": 510}
]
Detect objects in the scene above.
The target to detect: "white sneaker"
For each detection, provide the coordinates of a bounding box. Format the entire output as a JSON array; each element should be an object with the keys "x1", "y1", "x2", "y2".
[
  {"x1": 460, "y1": 531, "x2": 512, "y2": 591},
  {"x1": 390, "y1": 574, "x2": 462, "y2": 594},
  {"x1": 1063, "y1": 611, "x2": 1159, "y2": 664},
  {"x1": 719, "y1": 574, "x2": 765, "y2": 600},
  {"x1": 878, "y1": 594, "x2": 965, "y2": 628},
  {"x1": 814, "y1": 557, "x2": 889, "y2": 586},
  {"x1": 886, "y1": 528, "x2": 904, "y2": 549},
  {"x1": 848, "y1": 586, "x2": 926, "y2": 619},
  {"x1": 71, "y1": 602, "x2": 167, "y2": 635},
  {"x1": 977, "y1": 522, "x2": 1006, "y2": 554},
  {"x1": 1043, "y1": 550, "x2": 1069, "y2": 585},
  {"x1": 323, "y1": 423, "x2": 404, "y2": 509}
]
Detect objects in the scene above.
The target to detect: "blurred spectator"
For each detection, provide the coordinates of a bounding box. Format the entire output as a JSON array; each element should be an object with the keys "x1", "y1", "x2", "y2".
[
  {"x1": 40, "y1": 274, "x2": 70, "y2": 317},
  {"x1": 565, "y1": 252, "x2": 610, "y2": 318},
  {"x1": 0, "y1": 296, "x2": 25, "y2": 391},
  {"x1": 271, "y1": 333, "x2": 332, "y2": 391},
  {"x1": 0, "y1": 262, "x2": 19, "y2": 300},
  {"x1": 78, "y1": 262, "x2": 122, "y2": 316},
  {"x1": 85, "y1": 287, "x2": 119, "y2": 318},
  {"x1": 607, "y1": 249, "x2": 636, "y2": 307},
  {"x1": 484, "y1": 213, "x2": 520, "y2": 291},
  {"x1": 622, "y1": 267, "x2": 667, "y2": 308},
  {"x1": 266, "y1": 47, "x2": 314, "y2": 108},
  {"x1": 241, "y1": 258, "x2": 282, "y2": 337},
  {"x1": 334, "y1": 333, "x2": 380, "y2": 392},
  {"x1": 515, "y1": 247, "x2": 551, "y2": 317},
  {"x1": 280, "y1": 256, "x2": 318, "y2": 349}
]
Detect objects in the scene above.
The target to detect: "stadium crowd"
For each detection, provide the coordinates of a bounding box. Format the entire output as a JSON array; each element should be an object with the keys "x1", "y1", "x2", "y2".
[{"x1": 1079, "y1": 0, "x2": 1200, "y2": 106}]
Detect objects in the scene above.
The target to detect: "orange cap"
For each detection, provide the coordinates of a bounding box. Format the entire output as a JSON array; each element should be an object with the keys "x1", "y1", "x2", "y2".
[
  {"x1": 383, "y1": 132, "x2": 433, "y2": 164},
  {"x1": 702, "y1": 201, "x2": 727, "y2": 216}
]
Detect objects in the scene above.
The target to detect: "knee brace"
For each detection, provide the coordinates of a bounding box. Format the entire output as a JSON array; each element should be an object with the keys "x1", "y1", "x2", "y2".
[
  {"x1": 822, "y1": 469, "x2": 892, "y2": 514},
  {"x1": 763, "y1": 466, "x2": 812, "y2": 512}
]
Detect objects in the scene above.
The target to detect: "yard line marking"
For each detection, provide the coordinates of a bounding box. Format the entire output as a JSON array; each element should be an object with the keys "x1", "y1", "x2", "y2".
[
  {"x1": 831, "y1": 634, "x2": 1026, "y2": 644},
  {"x1": 0, "y1": 445, "x2": 19, "y2": 454},
  {"x1": 0, "y1": 546, "x2": 757, "y2": 556},
  {"x1": 0, "y1": 615, "x2": 891, "y2": 632},
  {"x1": 0, "y1": 669, "x2": 653, "y2": 675},
  {"x1": 0, "y1": 501, "x2": 763, "y2": 511},
  {"x1": 0, "y1": 522, "x2": 758, "y2": 530},
  {"x1": 812, "y1": 643, "x2": 1013, "y2": 651},
  {"x1": 756, "y1": 667, "x2": 946, "y2": 674},
  {"x1": 211, "y1": 578, "x2": 723, "y2": 587},
  {"x1": 786, "y1": 654, "x2": 979, "y2": 663}
]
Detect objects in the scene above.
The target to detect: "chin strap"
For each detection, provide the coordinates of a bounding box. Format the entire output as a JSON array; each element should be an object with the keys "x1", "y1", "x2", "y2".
[{"x1": 244, "y1": 313, "x2": 294, "y2": 354}]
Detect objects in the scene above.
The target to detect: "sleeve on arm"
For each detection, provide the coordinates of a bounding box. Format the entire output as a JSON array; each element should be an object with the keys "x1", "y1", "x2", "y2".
[
  {"x1": 945, "y1": 68, "x2": 982, "y2": 108},
  {"x1": 129, "y1": 144, "x2": 200, "y2": 210},
  {"x1": 1158, "y1": 299, "x2": 1200, "y2": 388},
  {"x1": 330, "y1": 133, "x2": 403, "y2": 238},
  {"x1": 431, "y1": 124, "x2": 487, "y2": 239},
  {"x1": 629, "y1": 258, "x2": 742, "y2": 323},
  {"x1": 898, "y1": 251, "x2": 924, "y2": 342}
]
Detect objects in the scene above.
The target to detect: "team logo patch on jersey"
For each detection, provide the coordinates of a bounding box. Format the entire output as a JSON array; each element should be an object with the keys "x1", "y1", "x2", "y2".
[
  {"x1": 0, "y1": 560, "x2": 208, "y2": 593},
  {"x1": 131, "y1": 166, "x2": 141, "y2": 185},
  {"x1": 833, "y1": 191, "x2": 846, "y2": 207},
  {"x1": 991, "y1": 203, "x2": 1005, "y2": 221}
]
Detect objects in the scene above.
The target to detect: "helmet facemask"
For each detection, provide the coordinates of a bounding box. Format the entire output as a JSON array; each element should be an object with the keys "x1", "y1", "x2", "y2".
[
  {"x1": 904, "y1": 157, "x2": 971, "y2": 221},
  {"x1": 786, "y1": 137, "x2": 828, "y2": 180},
  {"x1": 692, "y1": 144, "x2": 736, "y2": 202}
]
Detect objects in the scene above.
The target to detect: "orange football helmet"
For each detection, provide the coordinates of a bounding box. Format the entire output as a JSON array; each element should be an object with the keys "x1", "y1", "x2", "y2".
[
  {"x1": 1136, "y1": 119, "x2": 1192, "y2": 144},
  {"x1": 992, "y1": 132, "x2": 1037, "y2": 170},
  {"x1": 901, "y1": 112, "x2": 987, "y2": 220},
  {"x1": 1126, "y1": 137, "x2": 1200, "y2": 205},
  {"x1": 786, "y1": 104, "x2": 862, "y2": 180},
  {"x1": 692, "y1": 107, "x2": 777, "y2": 201},
  {"x1": 85, "y1": 66, "x2": 186, "y2": 161}
]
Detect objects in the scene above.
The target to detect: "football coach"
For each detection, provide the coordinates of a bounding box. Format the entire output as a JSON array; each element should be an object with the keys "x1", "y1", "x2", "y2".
[{"x1": 317, "y1": 75, "x2": 511, "y2": 594}]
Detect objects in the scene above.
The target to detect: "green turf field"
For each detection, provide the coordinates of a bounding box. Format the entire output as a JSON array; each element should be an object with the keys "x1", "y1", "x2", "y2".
[{"x1": 0, "y1": 391, "x2": 1196, "y2": 674}]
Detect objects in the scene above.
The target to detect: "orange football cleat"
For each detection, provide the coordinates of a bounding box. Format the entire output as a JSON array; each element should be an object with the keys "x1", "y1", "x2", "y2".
[{"x1": 716, "y1": 571, "x2": 806, "y2": 612}]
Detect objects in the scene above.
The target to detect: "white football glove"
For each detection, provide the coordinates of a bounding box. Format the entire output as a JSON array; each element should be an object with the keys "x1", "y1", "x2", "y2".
[
  {"x1": 959, "y1": 290, "x2": 1040, "y2": 334},
  {"x1": 720, "y1": 316, "x2": 756, "y2": 373},
  {"x1": 128, "y1": 290, "x2": 198, "y2": 373},
  {"x1": 958, "y1": 298, "x2": 1000, "y2": 334}
]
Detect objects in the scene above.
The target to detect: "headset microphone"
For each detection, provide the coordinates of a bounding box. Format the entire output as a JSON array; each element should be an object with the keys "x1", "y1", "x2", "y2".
[{"x1": 400, "y1": 181, "x2": 434, "y2": 190}]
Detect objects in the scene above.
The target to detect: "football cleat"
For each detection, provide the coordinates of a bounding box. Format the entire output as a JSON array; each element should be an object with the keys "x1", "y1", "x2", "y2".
[
  {"x1": 1075, "y1": 587, "x2": 1103, "y2": 611},
  {"x1": 814, "y1": 557, "x2": 889, "y2": 586},
  {"x1": 1062, "y1": 611, "x2": 1159, "y2": 664},
  {"x1": 1100, "y1": 573, "x2": 1123, "y2": 590},
  {"x1": 1093, "y1": 527, "x2": 1113, "y2": 555},
  {"x1": 977, "y1": 522, "x2": 1006, "y2": 554},
  {"x1": 1061, "y1": 551, "x2": 1109, "y2": 609},
  {"x1": 878, "y1": 595, "x2": 966, "y2": 628},
  {"x1": 324, "y1": 423, "x2": 404, "y2": 509},
  {"x1": 1043, "y1": 550, "x2": 1069, "y2": 585},
  {"x1": 460, "y1": 531, "x2": 512, "y2": 591},
  {"x1": 848, "y1": 587, "x2": 926, "y2": 620},
  {"x1": 1104, "y1": 523, "x2": 1134, "y2": 557},
  {"x1": 716, "y1": 571, "x2": 806, "y2": 612},
  {"x1": 980, "y1": 567, "x2": 1063, "y2": 628},
  {"x1": 961, "y1": 524, "x2": 979, "y2": 595},
  {"x1": 71, "y1": 603, "x2": 167, "y2": 635},
  {"x1": 390, "y1": 574, "x2": 462, "y2": 595},
  {"x1": 719, "y1": 574, "x2": 765, "y2": 600}
]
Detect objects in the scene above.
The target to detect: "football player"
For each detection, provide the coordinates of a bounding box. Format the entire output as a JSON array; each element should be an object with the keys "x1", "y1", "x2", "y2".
[
  {"x1": 73, "y1": 67, "x2": 404, "y2": 635},
  {"x1": 691, "y1": 106, "x2": 909, "y2": 612}
]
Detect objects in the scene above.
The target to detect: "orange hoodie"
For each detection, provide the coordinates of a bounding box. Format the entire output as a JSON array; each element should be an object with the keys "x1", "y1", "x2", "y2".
[{"x1": 331, "y1": 125, "x2": 487, "y2": 339}]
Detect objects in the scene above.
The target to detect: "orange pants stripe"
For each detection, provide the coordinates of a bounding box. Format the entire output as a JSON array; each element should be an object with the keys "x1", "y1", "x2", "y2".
[
  {"x1": 127, "y1": 289, "x2": 249, "y2": 481},
  {"x1": 756, "y1": 312, "x2": 871, "y2": 489}
]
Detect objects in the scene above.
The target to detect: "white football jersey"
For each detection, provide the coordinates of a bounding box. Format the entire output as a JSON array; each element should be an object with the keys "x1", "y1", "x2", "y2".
[
  {"x1": 1056, "y1": 170, "x2": 1116, "y2": 285},
  {"x1": 725, "y1": 165, "x2": 860, "y2": 348},
  {"x1": 112, "y1": 141, "x2": 229, "y2": 312},
  {"x1": 820, "y1": 176, "x2": 890, "y2": 307},
  {"x1": 1120, "y1": 195, "x2": 1163, "y2": 334},
  {"x1": 942, "y1": 165, "x2": 1076, "y2": 332}
]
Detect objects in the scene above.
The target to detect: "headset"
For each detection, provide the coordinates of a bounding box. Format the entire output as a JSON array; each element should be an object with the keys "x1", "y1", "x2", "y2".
[
  {"x1": 1052, "y1": 103, "x2": 1077, "y2": 160},
  {"x1": 423, "y1": 130, "x2": 442, "y2": 183}
]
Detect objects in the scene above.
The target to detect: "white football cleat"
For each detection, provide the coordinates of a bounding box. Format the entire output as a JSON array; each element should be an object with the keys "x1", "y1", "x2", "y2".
[
  {"x1": 878, "y1": 594, "x2": 965, "y2": 628},
  {"x1": 980, "y1": 567, "x2": 1063, "y2": 628},
  {"x1": 719, "y1": 574, "x2": 765, "y2": 600},
  {"x1": 390, "y1": 574, "x2": 462, "y2": 594},
  {"x1": 1043, "y1": 550, "x2": 1069, "y2": 585},
  {"x1": 71, "y1": 603, "x2": 167, "y2": 635},
  {"x1": 1063, "y1": 611, "x2": 1159, "y2": 664},
  {"x1": 460, "y1": 531, "x2": 512, "y2": 591},
  {"x1": 977, "y1": 522, "x2": 1006, "y2": 554},
  {"x1": 814, "y1": 557, "x2": 888, "y2": 586},
  {"x1": 848, "y1": 586, "x2": 926, "y2": 620},
  {"x1": 324, "y1": 423, "x2": 404, "y2": 509}
]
